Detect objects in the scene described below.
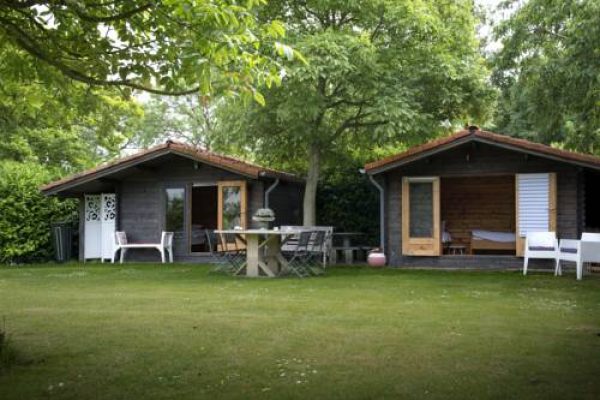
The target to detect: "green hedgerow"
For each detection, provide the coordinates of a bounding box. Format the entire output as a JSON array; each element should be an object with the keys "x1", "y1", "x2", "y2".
[{"x1": 0, "y1": 161, "x2": 77, "y2": 264}]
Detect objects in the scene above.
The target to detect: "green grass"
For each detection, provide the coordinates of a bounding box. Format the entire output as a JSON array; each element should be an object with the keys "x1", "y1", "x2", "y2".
[{"x1": 0, "y1": 264, "x2": 599, "y2": 400}]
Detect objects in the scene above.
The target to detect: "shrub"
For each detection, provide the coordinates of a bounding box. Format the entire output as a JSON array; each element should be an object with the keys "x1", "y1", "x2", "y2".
[
  {"x1": 316, "y1": 165, "x2": 379, "y2": 247},
  {"x1": 0, "y1": 161, "x2": 77, "y2": 264}
]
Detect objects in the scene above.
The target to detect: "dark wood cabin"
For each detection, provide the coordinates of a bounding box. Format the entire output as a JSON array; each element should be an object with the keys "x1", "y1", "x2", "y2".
[
  {"x1": 42, "y1": 141, "x2": 304, "y2": 262},
  {"x1": 364, "y1": 127, "x2": 600, "y2": 268}
]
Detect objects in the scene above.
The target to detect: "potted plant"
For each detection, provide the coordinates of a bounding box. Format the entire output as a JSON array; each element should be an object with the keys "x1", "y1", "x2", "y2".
[{"x1": 252, "y1": 208, "x2": 275, "y2": 229}]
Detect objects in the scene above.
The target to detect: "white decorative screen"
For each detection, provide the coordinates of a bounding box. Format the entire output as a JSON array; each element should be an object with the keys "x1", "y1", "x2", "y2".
[
  {"x1": 84, "y1": 195, "x2": 102, "y2": 259},
  {"x1": 102, "y1": 194, "x2": 117, "y2": 222},
  {"x1": 101, "y1": 194, "x2": 117, "y2": 260},
  {"x1": 85, "y1": 195, "x2": 101, "y2": 222},
  {"x1": 517, "y1": 174, "x2": 550, "y2": 237},
  {"x1": 84, "y1": 193, "x2": 117, "y2": 261}
]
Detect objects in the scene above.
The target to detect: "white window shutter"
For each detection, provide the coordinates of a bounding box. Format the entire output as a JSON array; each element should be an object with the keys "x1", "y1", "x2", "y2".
[{"x1": 517, "y1": 174, "x2": 550, "y2": 237}]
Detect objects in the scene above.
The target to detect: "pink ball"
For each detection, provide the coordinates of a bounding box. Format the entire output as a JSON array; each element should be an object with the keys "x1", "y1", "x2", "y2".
[{"x1": 368, "y1": 252, "x2": 386, "y2": 267}]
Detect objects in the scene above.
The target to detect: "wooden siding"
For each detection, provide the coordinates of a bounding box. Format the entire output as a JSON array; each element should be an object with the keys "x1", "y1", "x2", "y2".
[
  {"x1": 384, "y1": 142, "x2": 583, "y2": 266},
  {"x1": 441, "y1": 176, "x2": 515, "y2": 251}
]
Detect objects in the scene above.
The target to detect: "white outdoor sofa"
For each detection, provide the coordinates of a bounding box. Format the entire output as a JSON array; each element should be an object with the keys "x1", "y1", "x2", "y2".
[
  {"x1": 113, "y1": 231, "x2": 174, "y2": 264},
  {"x1": 556, "y1": 232, "x2": 600, "y2": 280}
]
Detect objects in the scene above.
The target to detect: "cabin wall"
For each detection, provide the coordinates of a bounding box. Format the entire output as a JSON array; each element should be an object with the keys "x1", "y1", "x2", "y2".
[
  {"x1": 441, "y1": 176, "x2": 515, "y2": 249},
  {"x1": 111, "y1": 157, "x2": 267, "y2": 261},
  {"x1": 382, "y1": 143, "x2": 583, "y2": 267},
  {"x1": 268, "y1": 181, "x2": 304, "y2": 227}
]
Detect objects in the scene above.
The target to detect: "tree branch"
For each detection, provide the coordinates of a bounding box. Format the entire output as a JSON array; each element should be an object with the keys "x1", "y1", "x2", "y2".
[
  {"x1": 0, "y1": 0, "x2": 47, "y2": 9},
  {"x1": 70, "y1": 2, "x2": 154, "y2": 23},
  {"x1": 0, "y1": 17, "x2": 200, "y2": 96}
]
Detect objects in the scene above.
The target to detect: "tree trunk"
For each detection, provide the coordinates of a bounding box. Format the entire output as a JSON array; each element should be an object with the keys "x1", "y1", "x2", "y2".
[{"x1": 303, "y1": 143, "x2": 320, "y2": 226}]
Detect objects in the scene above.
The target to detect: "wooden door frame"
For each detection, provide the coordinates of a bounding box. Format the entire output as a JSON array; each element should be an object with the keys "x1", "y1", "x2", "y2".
[
  {"x1": 217, "y1": 180, "x2": 248, "y2": 230},
  {"x1": 401, "y1": 176, "x2": 441, "y2": 256}
]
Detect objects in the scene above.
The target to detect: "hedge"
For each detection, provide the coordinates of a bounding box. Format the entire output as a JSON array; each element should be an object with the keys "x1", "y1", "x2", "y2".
[{"x1": 0, "y1": 161, "x2": 77, "y2": 264}]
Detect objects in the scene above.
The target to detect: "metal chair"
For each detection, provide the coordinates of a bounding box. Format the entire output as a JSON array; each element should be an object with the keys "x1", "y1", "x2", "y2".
[
  {"x1": 283, "y1": 230, "x2": 313, "y2": 278},
  {"x1": 220, "y1": 232, "x2": 246, "y2": 274},
  {"x1": 307, "y1": 230, "x2": 327, "y2": 275},
  {"x1": 205, "y1": 230, "x2": 231, "y2": 273}
]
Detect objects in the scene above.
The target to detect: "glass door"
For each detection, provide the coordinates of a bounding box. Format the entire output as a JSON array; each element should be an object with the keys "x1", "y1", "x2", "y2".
[
  {"x1": 402, "y1": 177, "x2": 441, "y2": 256},
  {"x1": 165, "y1": 187, "x2": 187, "y2": 256},
  {"x1": 217, "y1": 181, "x2": 247, "y2": 230}
]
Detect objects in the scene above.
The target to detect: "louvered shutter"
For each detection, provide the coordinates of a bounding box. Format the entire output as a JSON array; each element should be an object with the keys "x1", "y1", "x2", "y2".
[
  {"x1": 517, "y1": 174, "x2": 550, "y2": 237},
  {"x1": 516, "y1": 173, "x2": 556, "y2": 256}
]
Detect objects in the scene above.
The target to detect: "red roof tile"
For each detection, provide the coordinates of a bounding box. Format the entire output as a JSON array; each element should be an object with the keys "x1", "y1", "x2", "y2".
[{"x1": 365, "y1": 128, "x2": 600, "y2": 173}]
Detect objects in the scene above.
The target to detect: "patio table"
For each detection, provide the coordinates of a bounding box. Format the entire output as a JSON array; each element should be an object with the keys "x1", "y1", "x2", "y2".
[{"x1": 215, "y1": 229, "x2": 299, "y2": 277}]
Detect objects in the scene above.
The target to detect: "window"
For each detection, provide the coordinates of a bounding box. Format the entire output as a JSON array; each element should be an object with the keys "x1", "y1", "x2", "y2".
[
  {"x1": 165, "y1": 188, "x2": 185, "y2": 232},
  {"x1": 409, "y1": 181, "x2": 433, "y2": 237}
]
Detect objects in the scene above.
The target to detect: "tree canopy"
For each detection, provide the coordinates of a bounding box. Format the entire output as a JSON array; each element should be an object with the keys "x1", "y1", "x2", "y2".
[
  {"x1": 209, "y1": 0, "x2": 495, "y2": 224},
  {"x1": 0, "y1": 0, "x2": 294, "y2": 98},
  {"x1": 0, "y1": 45, "x2": 143, "y2": 171},
  {"x1": 492, "y1": 0, "x2": 600, "y2": 154}
]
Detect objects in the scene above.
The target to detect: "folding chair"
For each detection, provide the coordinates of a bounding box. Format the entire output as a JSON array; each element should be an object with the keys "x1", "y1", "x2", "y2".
[
  {"x1": 220, "y1": 232, "x2": 246, "y2": 275},
  {"x1": 283, "y1": 230, "x2": 313, "y2": 278},
  {"x1": 205, "y1": 230, "x2": 230, "y2": 273},
  {"x1": 307, "y1": 230, "x2": 327, "y2": 275}
]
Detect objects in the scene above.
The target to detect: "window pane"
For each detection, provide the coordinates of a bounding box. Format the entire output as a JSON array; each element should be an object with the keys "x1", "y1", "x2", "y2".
[
  {"x1": 221, "y1": 186, "x2": 241, "y2": 229},
  {"x1": 409, "y1": 182, "x2": 433, "y2": 237},
  {"x1": 165, "y1": 188, "x2": 185, "y2": 232}
]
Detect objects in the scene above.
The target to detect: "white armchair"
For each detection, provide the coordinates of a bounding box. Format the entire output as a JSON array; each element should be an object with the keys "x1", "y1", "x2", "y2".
[
  {"x1": 557, "y1": 233, "x2": 600, "y2": 280},
  {"x1": 523, "y1": 232, "x2": 558, "y2": 275}
]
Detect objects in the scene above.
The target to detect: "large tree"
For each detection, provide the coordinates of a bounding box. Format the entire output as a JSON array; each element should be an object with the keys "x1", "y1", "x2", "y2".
[
  {"x1": 210, "y1": 0, "x2": 495, "y2": 225},
  {"x1": 124, "y1": 95, "x2": 219, "y2": 151},
  {"x1": 0, "y1": 0, "x2": 295, "y2": 98},
  {"x1": 492, "y1": 0, "x2": 600, "y2": 154}
]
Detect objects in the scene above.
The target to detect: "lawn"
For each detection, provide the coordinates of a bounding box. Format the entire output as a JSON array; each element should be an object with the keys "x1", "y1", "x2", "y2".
[{"x1": 0, "y1": 264, "x2": 599, "y2": 400}]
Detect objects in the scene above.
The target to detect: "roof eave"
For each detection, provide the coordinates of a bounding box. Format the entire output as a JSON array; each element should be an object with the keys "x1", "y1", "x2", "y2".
[
  {"x1": 365, "y1": 135, "x2": 600, "y2": 175},
  {"x1": 41, "y1": 145, "x2": 303, "y2": 196},
  {"x1": 365, "y1": 136, "x2": 472, "y2": 175}
]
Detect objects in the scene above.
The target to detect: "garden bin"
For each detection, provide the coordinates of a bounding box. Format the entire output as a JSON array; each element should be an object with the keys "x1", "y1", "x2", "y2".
[{"x1": 51, "y1": 222, "x2": 72, "y2": 263}]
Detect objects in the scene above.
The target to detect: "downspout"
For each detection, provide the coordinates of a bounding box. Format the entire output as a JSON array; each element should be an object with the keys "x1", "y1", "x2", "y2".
[
  {"x1": 264, "y1": 178, "x2": 280, "y2": 209},
  {"x1": 361, "y1": 169, "x2": 385, "y2": 252}
]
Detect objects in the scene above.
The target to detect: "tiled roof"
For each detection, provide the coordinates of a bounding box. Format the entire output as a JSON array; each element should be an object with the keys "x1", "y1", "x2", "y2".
[
  {"x1": 365, "y1": 128, "x2": 600, "y2": 174},
  {"x1": 41, "y1": 140, "x2": 302, "y2": 194}
]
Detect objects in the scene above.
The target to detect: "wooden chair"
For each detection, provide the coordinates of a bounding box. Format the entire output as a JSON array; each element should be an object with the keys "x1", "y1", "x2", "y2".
[
  {"x1": 113, "y1": 231, "x2": 174, "y2": 264},
  {"x1": 557, "y1": 232, "x2": 600, "y2": 280},
  {"x1": 523, "y1": 232, "x2": 558, "y2": 275}
]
